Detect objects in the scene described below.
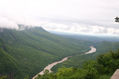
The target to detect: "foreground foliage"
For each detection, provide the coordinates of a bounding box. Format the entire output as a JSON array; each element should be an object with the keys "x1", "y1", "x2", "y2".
[{"x1": 36, "y1": 50, "x2": 119, "y2": 79}]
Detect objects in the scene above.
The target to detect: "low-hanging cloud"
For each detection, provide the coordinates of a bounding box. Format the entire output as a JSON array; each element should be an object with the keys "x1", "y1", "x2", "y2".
[
  {"x1": 42, "y1": 22, "x2": 119, "y2": 36},
  {"x1": 0, "y1": 16, "x2": 19, "y2": 29},
  {"x1": 0, "y1": 0, "x2": 119, "y2": 36},
  {"x1": 0, "y1": 15, "x2": 119, "y2": 36},
  {"x1": 0, "y1": 15, "x2": 41, "y2": 30}
]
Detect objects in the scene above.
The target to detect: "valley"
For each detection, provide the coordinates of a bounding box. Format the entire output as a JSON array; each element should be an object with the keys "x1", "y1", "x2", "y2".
[
  {"x1": 0, "y1": 0, "x2": 119, "y2": 79},
  {"x1": 0, "y1": 27, "x2": 90, "y2": 79},
  {"x1": 33, "y1": 46, "x2": 96, "y2": 79},
  {"x1": 0, "y1": 26, "x2": 119, "y2": 79}
]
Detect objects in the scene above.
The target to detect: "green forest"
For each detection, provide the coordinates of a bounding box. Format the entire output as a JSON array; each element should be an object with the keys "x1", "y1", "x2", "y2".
[
  {"x1": 0, "y1": 27, "x2": 119, "y2": 79},
  {"x1": 0, "y1": 27, "x2": 90, "y2": 79}
]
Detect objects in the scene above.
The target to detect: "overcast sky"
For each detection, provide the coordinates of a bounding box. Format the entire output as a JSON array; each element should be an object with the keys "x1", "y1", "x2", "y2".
[{"x1": 0, "y1": 0, "x2": 119, "y2": 36}]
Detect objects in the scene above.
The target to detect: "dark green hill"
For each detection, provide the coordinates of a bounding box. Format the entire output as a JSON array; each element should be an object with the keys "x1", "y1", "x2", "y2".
[
  {"x1": 0, "y1": 48, "x2": 20, "y2": 79},
  {"x1": 0, "y1": 27, "x2": 89, "y2": 79}
]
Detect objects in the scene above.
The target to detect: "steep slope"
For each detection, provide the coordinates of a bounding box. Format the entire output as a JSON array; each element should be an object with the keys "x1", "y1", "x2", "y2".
[
  {"x1": 0, "y1": 48, "x2": 20, "y2": 78},
  {"x1": 0, "y1": 27, "x2": 89, "y2": 78}
]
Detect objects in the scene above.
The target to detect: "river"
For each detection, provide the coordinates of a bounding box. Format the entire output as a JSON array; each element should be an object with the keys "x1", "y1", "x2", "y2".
[
  {"x1": 85, "y1": 46, "x2": 96, "y2": 54},
  {"x1": 32, "y1": 46, "x2": 96, "y2": 79}
]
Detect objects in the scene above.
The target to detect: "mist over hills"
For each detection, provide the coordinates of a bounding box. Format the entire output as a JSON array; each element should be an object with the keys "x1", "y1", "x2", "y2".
[{"x1": 50, "y1": 31, "x2": 119, "y2": 42}]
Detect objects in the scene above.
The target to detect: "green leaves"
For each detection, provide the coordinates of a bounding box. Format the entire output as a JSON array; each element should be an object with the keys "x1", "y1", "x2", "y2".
[
  {"x1": 0, "y1": 75, "x2": 7, "y2": 79},
  {"x1": 36, "y1": 49, "x2": 119, "y2": 79}
]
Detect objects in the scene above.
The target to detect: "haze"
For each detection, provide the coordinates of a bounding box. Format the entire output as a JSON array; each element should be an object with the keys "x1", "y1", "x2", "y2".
[{"x1": 0, "y1": 0, "x2": 119, "y2": 36}]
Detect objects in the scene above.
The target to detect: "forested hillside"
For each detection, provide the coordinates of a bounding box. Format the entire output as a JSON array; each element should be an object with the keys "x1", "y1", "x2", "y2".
[
  {"x1": 1, "y1": 26, "x2": 119, "y2": 79},
  {"x1": 0, "y1": 26, "x2": 90, "y2": 79},
  {"x1": 0, "y1": 48, "x2": 20, "y2": 79}
]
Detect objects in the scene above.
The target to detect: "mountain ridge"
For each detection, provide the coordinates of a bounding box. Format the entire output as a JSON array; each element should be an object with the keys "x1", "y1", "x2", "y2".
[{"x1": 0, "y1": 26, "x2": 89, "y2": 79}]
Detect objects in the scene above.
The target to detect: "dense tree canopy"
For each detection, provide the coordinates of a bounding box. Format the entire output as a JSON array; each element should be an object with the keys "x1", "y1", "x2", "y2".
[{"x1": 36, "y1": 50, "x2": 119, "y2": 79}]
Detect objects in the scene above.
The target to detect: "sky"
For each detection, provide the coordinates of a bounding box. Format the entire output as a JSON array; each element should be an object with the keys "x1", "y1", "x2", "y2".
[{"x1": 0, "y1": 0, "x2": 119, "y2": 36}]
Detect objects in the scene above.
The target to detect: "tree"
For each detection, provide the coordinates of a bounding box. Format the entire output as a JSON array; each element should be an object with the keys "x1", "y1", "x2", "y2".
[{"x1": 0, "y1": 76, "x2": 7, "y2": 79}]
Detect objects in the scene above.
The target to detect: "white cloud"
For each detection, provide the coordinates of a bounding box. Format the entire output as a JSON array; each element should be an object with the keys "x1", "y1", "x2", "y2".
[
  {"x1": 0, "y1": 0, "x2": 119, "y2": 36},
  {"x1": 0, "y1": 16, "x2": 19, "y2": 29},
  {"x1": 42, "y1": 22, "x2": 119, "y2": 36}
]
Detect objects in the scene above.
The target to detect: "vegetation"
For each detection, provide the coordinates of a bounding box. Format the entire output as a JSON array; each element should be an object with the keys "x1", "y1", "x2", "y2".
[
  {"x1": 0, "y1": 75, "x2": 8, "y2": 79},
  {"x1": 0, "y1": 27, "x2": 89, "y2": 79},
  {"x1": 36, "y1": 50, "x2": 119, "y2": 79},
  {"x1": 52, "y1": 33, "x2": 119, "y2": 69},
  {"x1": 0, "y1": 26, "x2": 119, "y2": 79},
  {"x1": 52, "y1": 41, "x2": 119, "y2": 71}
]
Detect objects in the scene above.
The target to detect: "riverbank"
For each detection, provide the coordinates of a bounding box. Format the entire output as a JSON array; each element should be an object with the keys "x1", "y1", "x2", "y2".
[
  {"x1": 32, "y1": 46, "x2": 96, "y2": 79},
  {"x1": 85, "y1": 46, "x2": 96, "y2": 54},
  {"x1": 32, "y1": 56, "x2": 71, "y2": 79}
]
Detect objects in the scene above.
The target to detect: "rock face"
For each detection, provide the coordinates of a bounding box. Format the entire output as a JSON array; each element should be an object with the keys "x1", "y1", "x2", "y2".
[{"x1": 111, "y1": 69, "x2": 119, "y2": 79}]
